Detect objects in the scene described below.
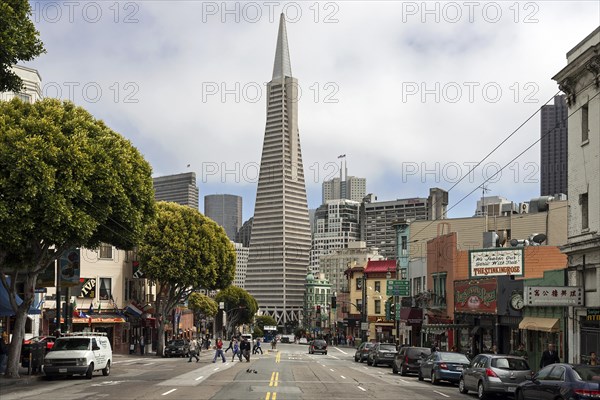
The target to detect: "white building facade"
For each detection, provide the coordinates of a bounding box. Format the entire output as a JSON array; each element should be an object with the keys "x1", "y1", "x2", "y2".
[
  {"x1": 0, "y1": 65, "x2": 42, "y2": 103},
  {"x1": 233, "y1": 242, "x2": 249, "y2": 289},
  {"x1": 554, "y1": 26, "x2": 600, "y2": 364}
]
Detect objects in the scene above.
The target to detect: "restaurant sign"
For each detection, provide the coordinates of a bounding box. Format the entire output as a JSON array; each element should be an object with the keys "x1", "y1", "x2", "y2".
[
  {"x1": 469, "y1": 248, "x2": 524, "y2": 279},
  {"x1": 587, "y1": 309, "x2": 600, "y2": 321},
  {"x1": 455, "y1": 279, "x2": 497, "y2": 314},
  {"x1": 525, "y1": 286, "x2": 583, "y2": 306}
]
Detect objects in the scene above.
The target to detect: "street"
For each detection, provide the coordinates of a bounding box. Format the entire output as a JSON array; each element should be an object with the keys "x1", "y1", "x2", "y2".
[{"x1": 0, "y1": 343, "x2": 477, "y2": 400}]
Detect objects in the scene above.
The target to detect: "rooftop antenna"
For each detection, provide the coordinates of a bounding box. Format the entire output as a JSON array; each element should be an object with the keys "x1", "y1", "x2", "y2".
[{"x1": 480, "y1": 183, "x2": 491, "y2": 231}]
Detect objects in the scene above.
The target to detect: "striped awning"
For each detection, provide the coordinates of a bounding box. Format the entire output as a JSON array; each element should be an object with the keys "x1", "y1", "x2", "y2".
[{"x1": 519, "y1": 317, "x2": 560, "y2": 332}]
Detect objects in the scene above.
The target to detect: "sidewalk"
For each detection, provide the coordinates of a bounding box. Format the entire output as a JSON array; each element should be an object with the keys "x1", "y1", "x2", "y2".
[{"x1": 0, "y1": 366, "x2": 44, "y2": 387}]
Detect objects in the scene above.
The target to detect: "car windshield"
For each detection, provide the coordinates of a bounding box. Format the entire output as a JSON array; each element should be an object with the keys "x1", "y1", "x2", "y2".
[
  {"x1": 364, "y1": 343, "x2": 374, "y2": 349},
  {"x1": 572, "y1": 366, "x2": 600, "y2": 381},
  {"x1": 439, "y1": 352, "x2": 469, "y2": 363},
  {"x1": 409, "y1": 348, "x2": 431, "y2": 357},
  {"x1": 314, "y1": 340, "x2": 326, "y2": 346},
  {"x1": 492, "y1": 358, "x2": 530, "y2": 370},
  {"x1": 169, "y1": 340, "x2": 186, "y2": 346},
  {"x1": 53, "y1": 338, "x2": 90, "y2": 351},
  {"x1": 380, "y1": 345, "x2": 396, "y2": 351}
]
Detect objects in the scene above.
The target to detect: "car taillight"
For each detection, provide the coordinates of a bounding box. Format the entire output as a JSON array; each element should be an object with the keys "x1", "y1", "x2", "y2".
[
  {"x1": 405, "y1": 356, "x2": 409, "y2": 363},
  {"x1": 485, "y1": 368, "x2": 498, "y2": 378},
  {"x1": 574, "y1": 389, "x2": 600, "y2": 398},
  {"x1": 439, "y1": 363, "x2": 448, "y2": 370}
]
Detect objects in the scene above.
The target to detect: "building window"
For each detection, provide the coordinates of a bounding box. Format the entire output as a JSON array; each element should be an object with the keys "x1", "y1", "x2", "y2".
[
  {"x1": 99, "y1": 243, "x2": 113, "y2": 259},
  {"x1": 432, "y1": 273, "x2": 447, "y2": 307},
  {"x1": 580, "y1": 193, "x2": 589, "y2": 230},
  {"x1": 375, "y1": 299, "x2": 381, "y2": 314},
  {"x1": 582, "y1": 103, "x2": 589, "y2": 143},
  {"x1": 374, "y1": 281, "x2": 381, "y2": 293},
  {"x1": 99, "y1": 278, "x2": 112, "y2": 300}
]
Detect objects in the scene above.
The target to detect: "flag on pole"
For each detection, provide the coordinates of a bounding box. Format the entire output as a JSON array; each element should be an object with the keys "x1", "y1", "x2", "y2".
[{"x1": 88, "y1": 302, "x2": 94, "y2": 314}]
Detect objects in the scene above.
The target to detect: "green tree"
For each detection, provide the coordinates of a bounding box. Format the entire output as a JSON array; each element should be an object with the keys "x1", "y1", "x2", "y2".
[
  {"x1": 0, "y1": 0, "x2": 46, "y2": 92},
  {"x1": 0, "y1": 98, "x2": 155, "y2": 378},
  {"x1": 255, "y1": 315, "x2": 277, "y2": 332},
  {"x1": 138, "y1": 202, "x2": 235, "y2": 356},
  {"x1": 214, "y1": 286, "x2": 258, "y2": 338},
  {"x1": 188, "y1": 292, "x2": 218, "y2": 317}
]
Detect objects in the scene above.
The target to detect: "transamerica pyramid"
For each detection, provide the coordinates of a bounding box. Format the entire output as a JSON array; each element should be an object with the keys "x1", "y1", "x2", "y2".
[{"x1": 245, "y1": 14, "x2": 311, "y2": 325}]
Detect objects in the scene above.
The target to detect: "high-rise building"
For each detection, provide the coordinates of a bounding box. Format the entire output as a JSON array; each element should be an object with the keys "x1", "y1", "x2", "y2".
[
  {"x1": 361, "y1": 188, "x2": 448, "y2": 259},
  {"x1": 204, "y1": 194, "x2": 242, "y2": 241},
  {"x1": 233, "y1": 242, "x2": 249, "y2": 289},
  {"x1": 1, "y1": 65, "x2": 42, "y2": 103},
  {"x1": 322, "y1": 158, "x2": 366, "y2": 203},
  {"x1": 309, "y1": 199, "x2": 361, "y2": 274},
  {"x1": 153, "y1": 172, "x2": 199, "y2": 209},
  {"x1": 540, "y1": 95, "x2": 568, "y2": 196},
  {"x1": 245, "y1": 15, "x2": 311, "y2": 325},
  {"x1": 235, "y1": 217, "x2": 253, "y2": 248}
]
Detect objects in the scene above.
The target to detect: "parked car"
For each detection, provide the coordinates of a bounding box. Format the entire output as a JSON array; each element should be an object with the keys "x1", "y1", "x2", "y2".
[
  {"x1": 355, "y1": 342, "x2": 375, "y2": 363},
  {"x1": 308, "y1": 339, "x2": 328, "y2": 355},
  {"x1": 459, "y1": 354, "x2": 532, "y2": 399},
  {"x1": 515, "y1": 364, "x2": 600, "y2": 400},
  {"x1": 22, "y1": 336, "x2": 56, "y2": 369},
  {"x1": 44, "y1": 332, "x2": 112, "y2": 379},
  {"x1": 165, "y1": 339, "x2": 189, "y2": 358},
  {"x1": 298, "y1": 337, "x2": 308, "y2": 344},
  {"x1": 393, "y1": 346, "x2": 431, "y2": 375},
  {"x1": 367, "y1": 343, "x2": 397, "y2": 367},
  {"x1": 419, "y1": 351, "x2": 471, "y2": 385}
]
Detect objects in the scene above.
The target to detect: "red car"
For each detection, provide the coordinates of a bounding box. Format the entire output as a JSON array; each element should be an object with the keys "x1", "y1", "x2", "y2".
[
  {"x1": 23, "y1": 335, "x2": 56, "y2": 350},
  {"x1": 21, "y1": 336, "x2": 56, "y2": 369}
]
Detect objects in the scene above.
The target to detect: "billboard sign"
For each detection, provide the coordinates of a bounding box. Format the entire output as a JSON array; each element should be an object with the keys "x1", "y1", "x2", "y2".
[
  {"x1": 454, "y1": 278, "x2": 497, "y2": 314},
  {"x1": 525, "y1": 286, "x2": 583, "y2": 306},
  {"x1": 469, "y1": 248, "x2": 524, "y2": 279}
]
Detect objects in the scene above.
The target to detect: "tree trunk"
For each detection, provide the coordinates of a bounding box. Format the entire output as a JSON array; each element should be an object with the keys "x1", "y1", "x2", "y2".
[
  {"x1": 156, "y1": 317, "x2": 166, "y2": 357},
  {"x1": 5, "y1": 272, "x2": 37, "y2": 379}
]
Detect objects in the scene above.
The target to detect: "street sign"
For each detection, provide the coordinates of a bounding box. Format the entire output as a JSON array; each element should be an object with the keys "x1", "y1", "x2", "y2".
[
  {"x1": 387, "y1": 280, "x2": 410, "y2": 296},
  {"x1": 361, "y1": 322, "x2": 369, "y2": 331}
]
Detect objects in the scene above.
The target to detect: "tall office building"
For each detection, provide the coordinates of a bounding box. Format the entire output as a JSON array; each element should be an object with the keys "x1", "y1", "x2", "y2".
[
  {"x1": 204, "y1": 194, "x2": 242, "y2": 241},
  {"x1": 309, "y1": 199, "x2": 361, "y2": 274},
  {"x1": 540, "y1": 95, "x2": 568, "y2": 196},
  {"x1": 361, "y1": 188, "x2": 448, "y2": 259},
  {"x1": 232, "y1": 242, "x2": 249, "y2": 289},
  {"x1": 235, "y1": 217, "x2": 253, "y2": 248},
  {"x1": 0, "y1": 65, "x2": 42, "y2": 103},
  {"x1": 322, "y1": 158, "x2": 366, "y2": 203},
  {"x1": 245, "y1": 14, "x2": 311, "y2": 325},
  {"x1": 153, "y1": 172, "x2": 199, "y2": 209}
]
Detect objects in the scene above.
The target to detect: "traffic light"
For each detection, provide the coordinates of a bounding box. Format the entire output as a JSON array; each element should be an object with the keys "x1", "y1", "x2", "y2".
[
  {"x1": 385, "y1": 301, "x2": 391, "y2": 320},
  {"x1": 331, "y1": 296, "x2": 337, "y2": 309}
]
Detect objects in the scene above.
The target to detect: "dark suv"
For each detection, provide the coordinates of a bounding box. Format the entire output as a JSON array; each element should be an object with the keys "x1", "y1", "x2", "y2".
[
  {"x1": 367, "y1": 343, "x2": 398, "y2": 367},
  {"x1": 354, "y1": 342, "x2": 375, "y2": 363},
  {"x1": 393, "y1": 346, "x2": 431, "y2": 375},
  {"x1": 165, "y1": 339, "x2": 189, "y2": 357},
  {"x1": 308, "y1": 339, "x2": 328, "y2": 355}
]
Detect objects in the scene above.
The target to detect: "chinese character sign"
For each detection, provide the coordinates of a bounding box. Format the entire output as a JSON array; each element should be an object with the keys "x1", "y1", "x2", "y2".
[{"x1": 525, "y1": 286, "x2": 583, "y2": 306}]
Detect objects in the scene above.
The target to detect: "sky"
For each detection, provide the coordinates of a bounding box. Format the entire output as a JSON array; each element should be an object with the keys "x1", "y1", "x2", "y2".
[{"x1": 26, "y1": 1, "x2": 600, "y2": 222}]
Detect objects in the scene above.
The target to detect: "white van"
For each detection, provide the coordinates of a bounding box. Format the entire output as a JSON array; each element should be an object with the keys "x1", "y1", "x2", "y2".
[
  {"x1": 241, "y1": 333, "x2": 254, "y2": 345},
  {"x1": 44, "y1": 332, "x2": 112, "y2": 379}
]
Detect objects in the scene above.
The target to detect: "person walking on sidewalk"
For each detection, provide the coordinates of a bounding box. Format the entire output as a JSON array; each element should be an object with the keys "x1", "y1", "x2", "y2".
[
  {"x1": 188, "y1": 338, "x2": 199, "y2": 362},
  {"x1": 241, "y1": 337, "x2": 251, "y2": 362},
  {"x1": 224, "y1": 337, "x2": 234, "y2": 353},
  {"x1": 231, "y1": 339, "x2": 241, "y2": 362},
  {"x1": 139, "y1": 335, "x2": 145, "y2": 356},
  {"x1": 253, "y1": 338, "x2": 263, "y2": 354},
  {"x1": 212, "y1": 337, "x2": 226, "y2": 363}
]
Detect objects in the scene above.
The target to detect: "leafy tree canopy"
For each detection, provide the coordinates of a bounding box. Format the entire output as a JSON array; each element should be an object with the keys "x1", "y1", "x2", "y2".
[
  {"x1": 255, "y1": 315, "x2": 277, "y2": 332},
  {"x1": 0, "y1": 0, "x2": 46, "y2": 92},
  {"x1": 0, "y1": 98, "x2": 155, "y2": 377},
  {"x1": 215, "y1": 286, "x2": 258, "y2": 336},
  {"x1": 188, "y1": 292, "x2": 218, "y2": 317}
]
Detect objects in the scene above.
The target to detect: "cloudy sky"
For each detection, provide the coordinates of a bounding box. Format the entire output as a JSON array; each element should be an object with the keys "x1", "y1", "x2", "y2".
[{"x1": 27, "y1": 1, "x2": 599, "y2": 221}]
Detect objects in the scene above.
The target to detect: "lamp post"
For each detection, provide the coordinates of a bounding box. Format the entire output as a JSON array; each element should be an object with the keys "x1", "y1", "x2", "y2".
[{"x1": 361, "y1": 272, "x2": 367, "y2": 343}]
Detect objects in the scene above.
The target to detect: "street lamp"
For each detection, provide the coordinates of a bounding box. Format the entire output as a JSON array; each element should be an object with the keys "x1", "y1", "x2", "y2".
[{"x1": 361, "y1": 272, "x2": 367, "y2": 343}]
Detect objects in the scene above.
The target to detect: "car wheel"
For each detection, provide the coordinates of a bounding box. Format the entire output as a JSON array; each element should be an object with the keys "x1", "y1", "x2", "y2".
[
  {"x1": 324, "y1": 352, "x2": 327, "y2": 355},
  {"x1": 459, "y1": 377, "x2": 468, "y2": 394},
  {"x1": 86, "y1": 363, "x2": 94, "y2": 380},
  {"x1": 400, "y1": 364, "x2": 407, "y2": 376},
  {"x1": 418, "y1": 370, "x2": 424, "y2": 381},
  {"x1": 431, "y1": 372, "x2": 439, "y2": 385},
  {"x1": 367, "y1": 358, "x2": 373, "y2": 366},
  {"x1": 392, "y1": 364, "x2": 398, "y2": 374},
  {"x1": 102, "y1": 361, "x2": 110, "y2": 376},
  {"x1": 373, "y1": 358, "x2": 378, "y2": 367},
  {"x1": 355, "y1": 355, "x2": 359, "y2": 362},
  {"x1": 477, "y1": 382, "x2": 487, "y2": 400}
]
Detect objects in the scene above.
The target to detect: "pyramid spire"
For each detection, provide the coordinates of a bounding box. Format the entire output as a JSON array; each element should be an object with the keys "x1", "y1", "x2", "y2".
[{"x1": 272, "y1": 13, "x2": 292, "y2": 80}]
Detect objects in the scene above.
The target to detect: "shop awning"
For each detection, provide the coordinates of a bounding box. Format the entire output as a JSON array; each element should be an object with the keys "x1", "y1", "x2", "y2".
[
  {"x1": 519, "y1": 317, "x2": 560, "y2": 332},
  {"x1": 422, "y1": 324, "x2": 469, "y2": 334},
  {"x1": 73, "y1": 314, "x2": 126, "y2": 324}
]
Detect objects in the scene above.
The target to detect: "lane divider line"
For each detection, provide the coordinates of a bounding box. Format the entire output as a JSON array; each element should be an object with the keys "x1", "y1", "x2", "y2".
[
  {"x1": 161, "y1": 389, "x2": 177, "y2": 396},
  {"x1": 269, "y1": 371, "x2": 276, "y2": 387},
  {"x1": 330, "y1": 368, "x2": 335, "y2": 372},
  {"x1": 358, "y1": 386, "x2": 366, "y2": 392},
  {"x1": 195, "y1": 376, "x2": 204, "y2": 381},
  {"x1": 274, "y1": 372, "x2": 279, "y2": 387},
  {"x1": 340, "y1": 375, "x2": 346, "y2": 379},
  {"x1": 433, "y1": 390, "x2": 451, "y2": 398}
]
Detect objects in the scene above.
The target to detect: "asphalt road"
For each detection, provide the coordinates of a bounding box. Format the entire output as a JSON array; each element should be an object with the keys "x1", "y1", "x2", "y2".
[{"x1": 0, "y1": 344, "x2": 479, "y2": 400}]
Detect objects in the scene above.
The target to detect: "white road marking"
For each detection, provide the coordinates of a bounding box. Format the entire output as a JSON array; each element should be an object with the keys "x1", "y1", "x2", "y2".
[
  {"x1": 330, "y1": 355, "x2": 340, "y2": 360},
  {"x1": 213, "y1": 367, "x2": 220, "y2": 371},
  {"x1": 330, "y1": 368, "x2": 335, "y2": 372},
  {"x1": 341, "y1": 375, "x2": 346, "y2": 379},
  {"x1": 397, "y1": 378, "x2": 409, "y2": 383},
  {"x1": 358, "y1": 386, "x2": 367, "y2": 392},
  {"x1": 433, "y1": 390, "x2": 450, "y2": 398},
  {"x1": 333, "y1": 347, "x2": 348, "y2": 355},
  {"x1": 363, "y1": 367, "x2": 368, "y2": 370},
  {"x1": 195, "y1": 376, "x2": 204, "y2": 381},
  {"x1": 161, "y1": 389, "x2": 177, "y2": 396}
]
